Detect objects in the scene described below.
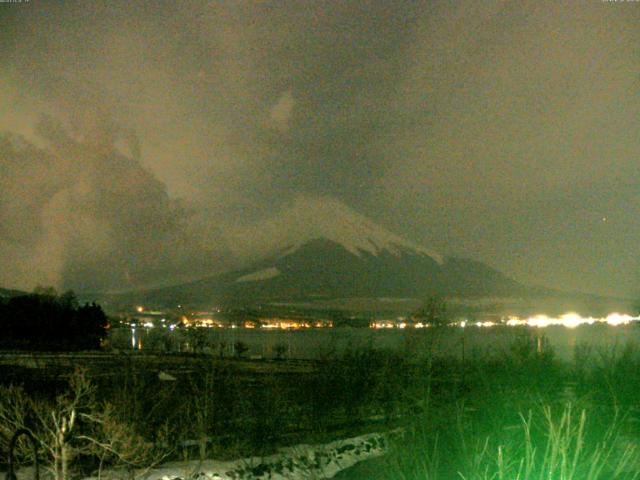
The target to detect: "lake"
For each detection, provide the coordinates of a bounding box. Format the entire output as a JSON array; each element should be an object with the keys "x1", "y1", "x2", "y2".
[{"x1": 116, "y1": 322, "x2": 640, "y2": 361}]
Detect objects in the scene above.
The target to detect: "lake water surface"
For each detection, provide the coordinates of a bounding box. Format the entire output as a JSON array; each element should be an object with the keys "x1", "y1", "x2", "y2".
[{"x1": 122, "y1": 323, "x2": 640, "y2": 361}]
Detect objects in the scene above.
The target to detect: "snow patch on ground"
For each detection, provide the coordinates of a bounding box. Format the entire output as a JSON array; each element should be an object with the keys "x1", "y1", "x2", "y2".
[
  {"x1": 1, "y1": 432, "x2": 395, "y2": 480},
  {"x1": 236, "y1": 267, "x2": 281, "y2": 283},
  {"x1": 143, "y1": 431, "x2": 392, "y2": 480}
]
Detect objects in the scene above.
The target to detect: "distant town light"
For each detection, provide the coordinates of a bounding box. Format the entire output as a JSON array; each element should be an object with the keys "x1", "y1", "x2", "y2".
[
  {"x1": 505, "y1": 312, "x2": 640, "y2": 329},
  {"x1": 365, "y1": 312, "x2": 640, "y2": 330},
  {"x1": 476, "y1": 321, "x2": 496, "y2": 328}
]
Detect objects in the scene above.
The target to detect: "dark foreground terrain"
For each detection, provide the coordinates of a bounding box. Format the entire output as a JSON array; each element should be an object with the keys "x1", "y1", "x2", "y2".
[{"x1": 2, "y1": 328, "x2": 640, "y2": 479}]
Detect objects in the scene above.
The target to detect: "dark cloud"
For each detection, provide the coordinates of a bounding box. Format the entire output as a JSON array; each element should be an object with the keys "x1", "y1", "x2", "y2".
[
  {"x1": 0, "y1": 115, "x2": 230, "y2": 292},
  {"x1": 0, "y1": 0, "x2": 638, "y2": 295}
]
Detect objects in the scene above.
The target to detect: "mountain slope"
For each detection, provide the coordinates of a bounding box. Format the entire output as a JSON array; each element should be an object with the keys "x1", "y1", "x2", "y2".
[
  {"x1": 228, "y1": 239, "x2": 524, "y2": 300},
  {"x1": 224, "y1": 196, "x2": 443, "y2": 265},
  {"x1": 0, "y1": 287, "x2": 27, "y2": 300},
  {"x1": 129, "y1": 239, "x2": 524, "y2": 306},
  {"x1": 128, "y1": 198, "x2": 525, "y2": 306}
]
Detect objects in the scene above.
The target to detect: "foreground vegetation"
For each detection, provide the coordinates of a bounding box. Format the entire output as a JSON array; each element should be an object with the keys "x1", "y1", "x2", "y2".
[{"x1": 2, "y1": 328, "x2": 640, "y2": 479}]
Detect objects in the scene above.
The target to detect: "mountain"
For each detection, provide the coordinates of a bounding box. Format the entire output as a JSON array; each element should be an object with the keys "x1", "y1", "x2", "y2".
[
  {"x1": 222, "y1": 196, "x2": 443, "y2": 266},
  {"x1": 230, "y1": 238, "x2": 525, "y2": 300},
  {"x1": 123, "y1": 197, "x2": 527, "y2": 307},
  {"x1": 0, "y1": 287, "x2": 27, "y2": 300}
]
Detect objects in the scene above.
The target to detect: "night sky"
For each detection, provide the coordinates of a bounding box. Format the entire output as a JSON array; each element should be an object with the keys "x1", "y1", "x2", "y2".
[{"x1": 0, "y1": 0, "x2": 638, "y2": 297}]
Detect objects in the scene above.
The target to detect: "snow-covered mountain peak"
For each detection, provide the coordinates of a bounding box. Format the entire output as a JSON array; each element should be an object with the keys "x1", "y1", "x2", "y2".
[{"x1": 227, "y1": 196, "x2": 443, "y2": 264}]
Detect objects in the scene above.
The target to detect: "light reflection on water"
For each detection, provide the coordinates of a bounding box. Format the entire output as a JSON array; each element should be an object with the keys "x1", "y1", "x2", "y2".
[{"x1": 123, "y1": 321, "x2": 640, "y2": 361}]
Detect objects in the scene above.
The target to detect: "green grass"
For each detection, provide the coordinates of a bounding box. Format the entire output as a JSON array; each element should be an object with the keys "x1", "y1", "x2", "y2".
[
  {"x1": 377, "y1": 334, "x2": 640, "y2": 480},
  {"x1": 379, "y1": 402, "x2": 640, "y2": 479}
]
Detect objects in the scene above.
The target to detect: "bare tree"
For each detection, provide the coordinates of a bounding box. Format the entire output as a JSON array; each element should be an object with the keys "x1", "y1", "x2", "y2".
[{"x1": 0, "y1": 368, "x2": 168, "y2": 480}]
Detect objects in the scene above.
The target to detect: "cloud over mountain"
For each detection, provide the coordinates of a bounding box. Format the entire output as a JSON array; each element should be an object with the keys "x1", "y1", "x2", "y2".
[{"x1": 0, "y1": 115, "x2": 229, "y2": 292}]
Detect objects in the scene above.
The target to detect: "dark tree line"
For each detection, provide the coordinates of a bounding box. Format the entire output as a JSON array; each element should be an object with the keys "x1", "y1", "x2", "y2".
[{"x1": 0, "y1": 288, "x2": 108, "y2": 350}]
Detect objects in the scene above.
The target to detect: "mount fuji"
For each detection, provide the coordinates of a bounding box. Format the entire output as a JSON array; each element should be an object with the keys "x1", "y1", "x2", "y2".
[{"x1": 127, "y1": 197, "x2": 526, "y2": 306}]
